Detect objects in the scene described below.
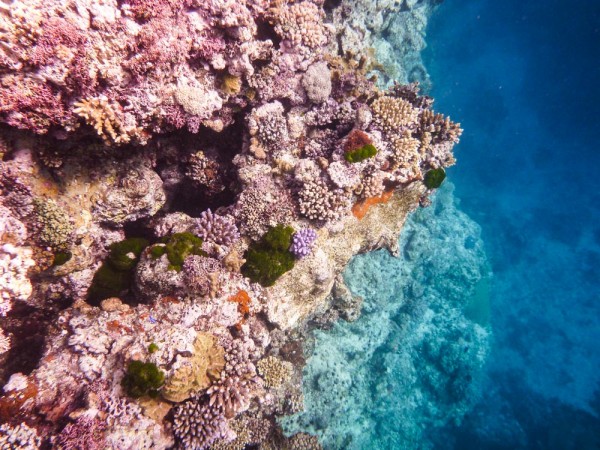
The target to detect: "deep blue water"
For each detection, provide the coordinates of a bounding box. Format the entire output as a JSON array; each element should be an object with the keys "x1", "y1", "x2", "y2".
[{"x1": 424, "y1": 0, "x2": 600, "y2": 448}]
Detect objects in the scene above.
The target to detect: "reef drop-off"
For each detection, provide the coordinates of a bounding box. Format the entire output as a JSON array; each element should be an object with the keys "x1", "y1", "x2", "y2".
[{"x1": 0, "y1": 0, "x2": 473, "y2": 448}]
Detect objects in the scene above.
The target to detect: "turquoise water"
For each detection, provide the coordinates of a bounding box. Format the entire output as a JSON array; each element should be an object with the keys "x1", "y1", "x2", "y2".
[
  {"x1": 284, "y1": 1, "x2": 600, "y2": 448},
  {"x1": 425, "y1": 0, "x2": 600, "y2": 447}
]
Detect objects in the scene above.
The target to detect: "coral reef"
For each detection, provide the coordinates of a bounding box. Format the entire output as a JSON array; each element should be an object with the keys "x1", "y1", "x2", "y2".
[
  {"x1": 280, "y1": 184, "x2": 490, "y2": 449},
  {"x1": 0, "y1": 0, "x2": 468, "y2": 448}
]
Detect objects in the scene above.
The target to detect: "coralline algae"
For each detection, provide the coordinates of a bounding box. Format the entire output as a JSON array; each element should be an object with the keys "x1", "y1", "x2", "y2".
[{"x1": 0, "y1": 0, "x2": 475, "y2": 448}]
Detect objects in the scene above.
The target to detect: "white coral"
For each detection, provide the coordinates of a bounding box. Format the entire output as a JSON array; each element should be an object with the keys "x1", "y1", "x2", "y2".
[{"x1": 1, "y1": 243, "x2": 35, "y2": 305}]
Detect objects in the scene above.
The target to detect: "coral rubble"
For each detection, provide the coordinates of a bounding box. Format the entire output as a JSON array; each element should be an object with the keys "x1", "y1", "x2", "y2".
[{"x1": 0, "y1": 0, "x2": 475, "y2": 448}]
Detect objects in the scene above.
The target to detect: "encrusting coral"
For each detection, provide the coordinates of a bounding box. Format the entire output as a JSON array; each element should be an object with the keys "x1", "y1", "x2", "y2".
[{"x1": 0, "y1": 0, "x2": 468, "y2": 448}]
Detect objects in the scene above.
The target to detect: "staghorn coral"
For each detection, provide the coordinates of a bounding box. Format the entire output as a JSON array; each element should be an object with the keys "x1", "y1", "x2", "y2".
[
  {"x1": 73, "y1": 96, "x2": 142, "y2": 145},
  {"x1": 195, "y1": 209, "x2": 240, "y2": 247},
  {"x1": 257, "y1": 356, "x2": 293, "y2": 389}
]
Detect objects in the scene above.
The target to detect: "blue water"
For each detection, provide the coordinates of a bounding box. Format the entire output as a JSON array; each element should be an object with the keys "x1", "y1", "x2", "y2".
[
  {"x1": 283, "y1": 1, "x2": 600, "y2": 449},
  {"x1": 424, "y1": 0, "x2": 600, "y2": 448}
]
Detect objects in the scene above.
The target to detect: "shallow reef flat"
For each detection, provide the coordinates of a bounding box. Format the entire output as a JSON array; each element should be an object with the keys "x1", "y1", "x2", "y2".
[{"x1": 0, "y1": 0, "x2": 476, "y2": 449}]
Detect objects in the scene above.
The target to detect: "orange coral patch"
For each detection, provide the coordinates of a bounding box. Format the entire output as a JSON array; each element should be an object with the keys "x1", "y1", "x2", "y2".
[
  {"x1": 228, "y1": 290, "x2": 252, "y2": 330},
  {"x1": 106, "y1": 320, "x2": 133, "y2": 334},
  {"x1": 352, "y1": 189, "x2": 394, "y2": 220}
]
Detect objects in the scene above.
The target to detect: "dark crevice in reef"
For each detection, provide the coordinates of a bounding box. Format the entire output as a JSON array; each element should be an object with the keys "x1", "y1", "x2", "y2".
[
  {"x1": 0, "y1": 302, "x2": 63, "y2": 387},
  {"x1": 158, "y1": 119, "x2": 244, "y2": 217},
  {"x1": 323, "y1": 0, "x2": 343, "y2": 12},
  {"x1": 255, "y1": 17, "x2": 281, "y2": 48}
]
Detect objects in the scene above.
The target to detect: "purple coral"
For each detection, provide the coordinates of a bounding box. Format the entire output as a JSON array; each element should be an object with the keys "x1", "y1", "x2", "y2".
[
  {"x1": 290, "y1": 228, "x2": 317, "y2": 259},
  {"x1": 57, "y1": 416, "x2": 107, "y2": 450},
  {"x1": 195, "y1": 209, "x2": 240, "y2": 246}
]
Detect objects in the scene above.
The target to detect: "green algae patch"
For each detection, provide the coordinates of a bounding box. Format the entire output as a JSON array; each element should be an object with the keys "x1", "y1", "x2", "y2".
[
  {"x1": 424, "y1": 168, "x2": 446, "y2": 189},
  {"x1": 148, "y1": 343, "x2": 159, "y2": 354},
  {"x1": 149, "y1": 245, "x2": 166, "y2": 259},
  {"x1": 160, "y1": 232, "x2": 206, "y2": 271},
  {"x1": 52, "y1": 251, "x2": 72, "y2": 267},
  {"x1": 344, "y1": 143, "x2": 378, "y2": 163},
  {"x1": 108, "y1": 237, "x2": 149, "y2": 271},
  {"x1": 87, "y1": 237, "x2": 149, "y2": 304},
  {"x1": 122, "y1": 360, "x2": 165, "y2": 398},
  {"x1": 242, "y1": 225, "x2": 295, "y2": 287}
]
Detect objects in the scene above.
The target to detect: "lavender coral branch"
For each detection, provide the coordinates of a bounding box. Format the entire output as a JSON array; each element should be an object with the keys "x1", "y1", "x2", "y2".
[{"x1": 290, "y1": 228, "x2": 317, "y2": 259}]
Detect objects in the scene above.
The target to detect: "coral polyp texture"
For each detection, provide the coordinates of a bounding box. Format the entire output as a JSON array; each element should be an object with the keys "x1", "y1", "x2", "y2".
[{"x1": 0, "y1": 0, "x2": 479, "y2": 449}]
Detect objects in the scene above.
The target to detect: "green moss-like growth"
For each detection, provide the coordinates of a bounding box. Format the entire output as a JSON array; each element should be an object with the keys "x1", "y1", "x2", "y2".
[
  {"x1": 262, "y1": 224, "x2": 295, "y2": 251},
  {"x1": 121, "y1": 360, "x2": 165, "y2": 398},
  {"x1": 242, "y1": 225, "x2": 295, "y2": 287},
  {"x1": 87, "y1": 264, "x2": 131, "y2": 302},
  {"x1": 108, "y1": 238, "x2": 149, "y2": 271},
  {"x1": 344, "y1": 144, "x2": 377, "y2": 163},
  {"x1": 424, "y1": 168, "x2": 446, "y2": 189},
  {"x1": 52, "y1": 251, "x2": 72, "y2": 266},
  {"x1": 87, "y1": 237, "x2": 149, "y2": 304},
  {"x1": 163, "y1": 232, "x2": 206, "y2": 271},
  {"x1": 150, "y1": 245, "x2": 166, "y2": 259},
  {"x1": 148, "y1": 343, "x2": 159, "y2": 354}
]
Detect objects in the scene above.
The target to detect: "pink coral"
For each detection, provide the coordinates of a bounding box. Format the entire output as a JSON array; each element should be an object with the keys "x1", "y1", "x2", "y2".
[{"x1": 57, "y1": 416, "x2": 107, "y2": 450}]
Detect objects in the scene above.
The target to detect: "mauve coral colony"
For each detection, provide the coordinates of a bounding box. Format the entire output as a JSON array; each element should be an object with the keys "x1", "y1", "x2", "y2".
[{"x1": 0, "y1": 0, "x2": 461, "y2": 449}]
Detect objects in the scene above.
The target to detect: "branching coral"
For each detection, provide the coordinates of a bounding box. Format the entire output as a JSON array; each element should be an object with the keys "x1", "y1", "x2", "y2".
[
  {"x1": 274, "y1": 2, "x2": 329, "y2": 52},
  {"x1": 73, "y1": 96, "x2": 140, "y2": 145},
  {"x1": 0, "y1": 422, "x2": 42, "y2": 449},
  {"x1": 195, "y1": 209, "x2": 240, "y2": 246},
  {"x1": 173, "y1": 397, "x2": 230, "y2": 450},
  {"x1": 371, "y1": 96, "x2": 420, "y2": 133},
  {"x1": 290, "y1": 228, "x2": 317, "y2": 259},
  {"x1": 286, "y1": 432, "x2": 323, "y2": 450},
  {"x1": 297, "y1": 179, "x2": 351, "y2": 222},
  {"x1": 56, "y1": 416, "x2": 107, "y2": 450}
]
